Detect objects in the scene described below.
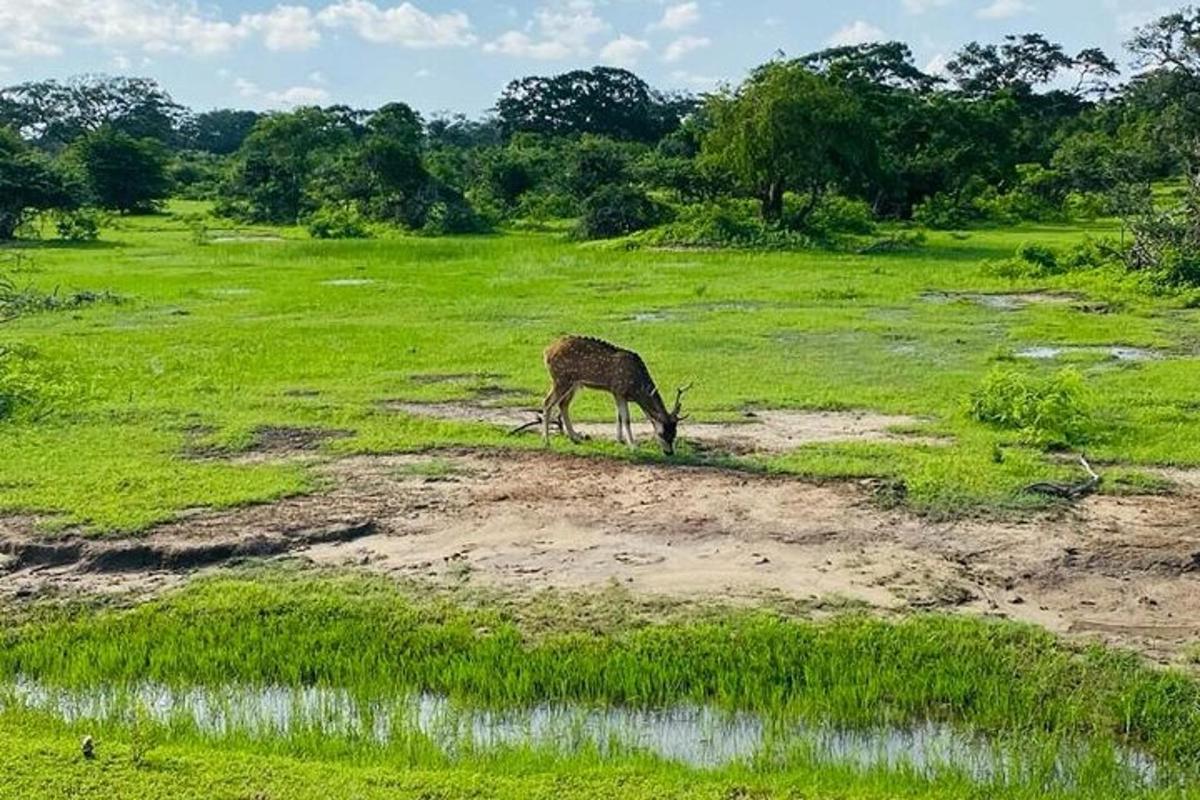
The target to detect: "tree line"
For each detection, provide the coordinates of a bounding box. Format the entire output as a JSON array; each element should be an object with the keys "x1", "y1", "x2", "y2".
[{"x1": 4, "y1": 7, "x2": 1200, "y2": 245}]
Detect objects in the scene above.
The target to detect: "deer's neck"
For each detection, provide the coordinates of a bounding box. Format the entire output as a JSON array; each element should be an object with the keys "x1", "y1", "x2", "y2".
[{"x1": 632, "y1": 383, "x2": 670, "y2": 424}]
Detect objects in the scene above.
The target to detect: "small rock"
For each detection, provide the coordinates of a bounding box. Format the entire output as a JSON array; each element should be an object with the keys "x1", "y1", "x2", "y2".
[{"x1": 1008, "y1": 595, "x2": 1025, "y2": 605}]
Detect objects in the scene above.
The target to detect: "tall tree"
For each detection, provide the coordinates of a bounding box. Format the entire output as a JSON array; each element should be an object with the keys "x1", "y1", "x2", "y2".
[
  {"x1": 496, "y1": 67, "x2": 693, "y2": 142},
  {"x1": 184, "y1": 109, "x2": 263, "y2": 155},
  {"x1": 70, "y1": 127, "x2": 172, "y2": 213},
  {"x1": 702, "y1": 62, "x2": 873, "y2": 222},
  {"x1": 0, "y1": 76, "x2": 183, "y2": 149}
]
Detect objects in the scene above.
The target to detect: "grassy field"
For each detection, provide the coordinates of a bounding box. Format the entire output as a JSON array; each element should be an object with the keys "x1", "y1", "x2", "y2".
[
  {"x1": 2, "y1": 203, "x2": 1199, "y2": 531},
  {"x1": 6, "y1": 210, "x2": 1200, "y2": 797},
  {"x1": 2, "y1": 572, "x2": 1198, "y2": 798}
]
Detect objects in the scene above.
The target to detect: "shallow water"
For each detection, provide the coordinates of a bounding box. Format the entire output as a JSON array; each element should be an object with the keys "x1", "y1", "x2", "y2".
[
  {"x1": 2, "y1": 679, "x2": 1158, "y2": 783},
  {"x1": 1016, "y1": 346, "x2": 1162, "y2": 362},
  {"x1": 322, "y1": 278, "x2": 376, "y2": 287}
]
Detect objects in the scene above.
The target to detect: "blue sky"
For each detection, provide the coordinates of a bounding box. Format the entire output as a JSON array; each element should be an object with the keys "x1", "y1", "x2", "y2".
[{"x1": 0, "y1": 0, "x2": 1179, "y2": 115}]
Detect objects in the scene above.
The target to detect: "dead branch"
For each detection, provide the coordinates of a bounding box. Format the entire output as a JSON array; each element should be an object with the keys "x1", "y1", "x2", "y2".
[
  {"x1": 508, "y1": 413, "x2": 563, "y2": 437},
  {"x1": 1024, "y1": 455, "x2": 1102, "y2": 500}
]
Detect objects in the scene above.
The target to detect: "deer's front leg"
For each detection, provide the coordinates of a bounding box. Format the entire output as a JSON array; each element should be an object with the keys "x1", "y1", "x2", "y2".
[
  {"x1": 616, "y1": 398, "x2": 635, "y2": 447},
  {"x1": 560, "y1": 391, "x2": 588, "y2": 444}
]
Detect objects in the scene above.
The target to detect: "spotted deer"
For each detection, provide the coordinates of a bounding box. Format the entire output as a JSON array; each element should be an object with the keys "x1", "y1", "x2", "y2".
[{"x1": 542, "y1": 335, "x2": 689, "y2": 455}]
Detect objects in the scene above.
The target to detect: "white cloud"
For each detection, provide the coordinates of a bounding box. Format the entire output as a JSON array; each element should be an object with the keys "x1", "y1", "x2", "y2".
[
  {"x1": 826, "y1": 20, "x2": 887, "y2": 47},
  {"x1": 670, "y1": 69, "x2": 723, "y2": 90},
  {"x1": 650, "y1": 2, "x2": 700, "y2": 32},
  {"x1": 484, "y1": 0, "x2": 608, "y2": 59},
  {"x1": 662, "y1": 34, "x2": 710, "y2": 62},
  {"x1": 599, "y1": 34, "x2": 650, "y2": 67},
  {"x1": 243, "y1": 5, "x2": 320, "y2": 52},
  {"x1": 924, "y1": 52, "x2": 950, "y2": 75},
  {"x1": 976, "y1": 0, "x2": 1032, "y2": 19},
  {"x1": 0, "y1": 0, "x2": 470, "y2": 62},
  {"x1": 316, "y1": 0, "x2": 474, "y2": 47},
  {"x1": 902, "y1": 0, "x2": 952, "y2": 13},
  {"x1": 233, "y1": 76, "x2": 331, "y2": 108}
]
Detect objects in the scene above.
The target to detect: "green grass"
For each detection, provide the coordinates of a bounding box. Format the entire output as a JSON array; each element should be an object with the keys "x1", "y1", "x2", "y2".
[
  {"x1": 3, "y1": 573, "x2": 1199, "y2": 798},
  {"x1": 1, "y1": 204, "x2": 1199, "y2": 530}
]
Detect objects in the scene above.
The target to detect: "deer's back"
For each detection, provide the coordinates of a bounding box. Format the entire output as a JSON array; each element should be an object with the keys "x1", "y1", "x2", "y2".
[{"x1": 544, "y1": 336, "x2": 650, "y2": 394}]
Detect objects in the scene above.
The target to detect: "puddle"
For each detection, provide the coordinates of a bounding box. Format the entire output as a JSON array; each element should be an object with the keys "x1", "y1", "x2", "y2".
[
  {"x1": 322, "y1": 279, "x2": 376, "y2": 287},
  {"x1": 2, "y1": 680, "x2": 1157, "y2": 782},
  {"x1": 922, "y1": 292, "x2": 1079, "y2": 311},
  {"x1": 385, "y1": 402, "x2": 943, "y2": 453},
  {"x1": 1016, "y1": 346, "x2": 1162, "y2": 362}
]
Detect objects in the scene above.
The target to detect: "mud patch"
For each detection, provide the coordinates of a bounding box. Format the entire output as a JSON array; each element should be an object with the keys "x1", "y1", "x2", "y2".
[
  {"x1": 0, "y1": 521, "x2": 375, "y2": 574},
  {"x1": 185, "y1": 426, "x2": 353, "y2": 460},
  {"x1": 922, "y1": 292, "x2": 1081, "y2": 311},
  {"x1": 383, "y1": 401, "x2": 939, "y2": 453},
  {"x1": 6, "y1": 449, "x2": 1200, "y2": 659},
  {"x1": 251, "y1": 426, "x2": 353, "y2": 454}
]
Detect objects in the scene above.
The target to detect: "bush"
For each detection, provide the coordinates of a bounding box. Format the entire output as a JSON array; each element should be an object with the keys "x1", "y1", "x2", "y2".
[
  {"x1": 985, "y1": 242, "x2": 1063, "y2": 279},
  {"x1": 969, "y1": 367, "x2": 1092, "y2": 447},
  {"x1": 912, "y1": 192, "x2": 977, "y2": 230},
  {"x1": 51, "y1": 209, "x2": 103, "y2": 242},
  {"x1": 576, "y1": 185, "x2": 665, "y2": 240},
  {"x1": 635, "y1": 199, "x2": 813, "y2": 250},
  {"x1": 305, "y1": 206, "x2": 372, "y2": 240},
  {"x1": 800, "y1": 194, "x2": 876, "y2": 238}
]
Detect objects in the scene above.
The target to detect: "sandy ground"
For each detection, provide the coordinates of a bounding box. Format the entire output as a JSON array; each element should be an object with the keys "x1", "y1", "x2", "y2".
[{"x1": 3, "y1": 423, "x2": 1200, "y2": 661}]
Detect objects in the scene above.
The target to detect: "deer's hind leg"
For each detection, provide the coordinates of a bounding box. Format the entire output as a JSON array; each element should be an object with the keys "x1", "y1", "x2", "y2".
[{"x1": 559, "y1": 387, "x2": 588, "y2": 443}]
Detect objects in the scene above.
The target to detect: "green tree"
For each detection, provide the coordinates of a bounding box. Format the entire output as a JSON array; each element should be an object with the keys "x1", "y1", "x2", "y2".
[
  {"x1": 496, "y1": 67, "x2": 693, "y2": 143},
  {"x1": 0, "y1": 76, "x2": 183, "y2": 149},
  {"x1": 701, "y1": 62, "x2": 873, "y2": 222},
  {"x1": 0, "y1": 128, "x2": 80, "y2": 239},
  {"x1": 71, "y1": 127, "x2": 171, "y2": 213},
  {"x1": 221, "y1": 108, "x2": 356, "y2": 223}
]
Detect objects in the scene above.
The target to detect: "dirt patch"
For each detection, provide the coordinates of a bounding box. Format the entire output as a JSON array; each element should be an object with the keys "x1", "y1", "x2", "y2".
[
  {"x1": 4, "y1": 450, "x2": 1200, "y2": 659},
  {"x1": 384, "y1": 402, "x2": 941, "y2": 454},
  {"x1": 185, "y1": 426, "x2": 352, "y2": 460}
]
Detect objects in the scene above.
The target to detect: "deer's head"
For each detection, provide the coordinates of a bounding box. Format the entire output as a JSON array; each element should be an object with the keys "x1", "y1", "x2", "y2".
[{"x1": 653, "y1": 383, "x2": 691, "y2": 455}]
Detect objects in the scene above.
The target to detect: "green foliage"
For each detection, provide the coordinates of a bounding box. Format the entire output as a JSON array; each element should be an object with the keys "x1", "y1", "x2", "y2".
[
  {"x1": 969, "y1": 367, "x2": 1093, "y2": 447},
  {"x1": 702, "y1": 62, "x2": 874, "y2": 222},
  {"x1": 51, "y1": 208, "x2": 103, "y2": 242},
  {"x1": 305, "y1": 205, "x2": 373, "y2": 240},
  {"x1": 70, "y1": 126, "x2": 172, "y2": 213},
  {"x1": 985, "y1": 242, "x2": 1065, "y2": 279},
  {"x1": 634, "y1": 199, "x2": 810, "y2": 249},
  {"x1": 576, "y1": 185, "x2": 665, "y2": 240},
  {"x1": 801, "y1": 193, "x2": 877, "y2": 238},
  {"x1": 0, "y1": 127, "x2": 81, "y2": 240}
]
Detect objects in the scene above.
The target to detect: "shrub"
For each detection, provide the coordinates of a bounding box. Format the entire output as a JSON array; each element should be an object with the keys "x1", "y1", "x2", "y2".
[
  {"x1": 576, "y1": 185, "x2": 665, "y2": 240},
  {"x1": 51, "y1": 209, "x2": 103, "y2": 242},
  {"x1": 635, "y1": 199, "x2": 821, "y2": 250},
  {"x1": 912, "y1": 192, "x2": 977, "y2": 230},
  {"x1": 969, "y1": 367, "x2": 1092, "y2": 447},
  {"x1": 801, "y1": 194, "x2": 876, "y2": 238},
  {"x1": 305, "y1": 206, "x2": 372, "y2": 240}
]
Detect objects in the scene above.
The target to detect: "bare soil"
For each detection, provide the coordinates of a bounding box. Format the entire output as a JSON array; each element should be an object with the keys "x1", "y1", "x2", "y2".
[
  {"x1": 386, "y1": 401, "x2": 945, "y2": 453},
  {"x1": 3, "y1": 446, "x2": 1200, "y2": 661}
]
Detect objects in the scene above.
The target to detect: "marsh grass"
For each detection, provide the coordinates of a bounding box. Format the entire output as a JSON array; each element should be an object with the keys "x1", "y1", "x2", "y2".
[
  {"x1": 1, "y1": 204, "x2": 1199, "y2": 531},
  {"x1": 2, "y1": 574, "x2": 1198, "y2": 795}
]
